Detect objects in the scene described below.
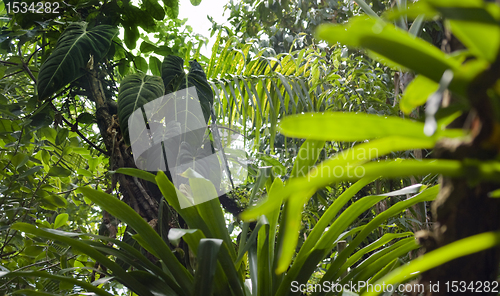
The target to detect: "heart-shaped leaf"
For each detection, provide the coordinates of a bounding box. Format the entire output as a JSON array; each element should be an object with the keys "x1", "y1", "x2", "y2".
[
  {"x1": 161, "y1": 56, "x2": 214, "y2": 124},
  {"x1": 37, "y1": 22, "x2": 118, "y2": 100},
  {"x1": 117, "y1": 73, "x2": 165, "y2": 144}
]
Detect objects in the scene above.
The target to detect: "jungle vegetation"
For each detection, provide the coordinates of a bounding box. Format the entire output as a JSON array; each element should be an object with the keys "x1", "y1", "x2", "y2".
[{"x1": 1, "y1": 0, "x2": 500, "y2": 295}]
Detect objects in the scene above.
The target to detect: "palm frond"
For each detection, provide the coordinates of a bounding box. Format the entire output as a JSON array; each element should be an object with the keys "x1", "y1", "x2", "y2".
[{"x1": 206, "y1": 37, "x2": 328, "y2": 152}]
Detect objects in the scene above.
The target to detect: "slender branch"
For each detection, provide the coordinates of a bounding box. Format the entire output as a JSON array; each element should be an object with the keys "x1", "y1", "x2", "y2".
[
  {"x1": 46, "y1": 85, "x2": 71, "y2": 103},
  {"x1": 10, "y1": 258, "x2": 56, "y2": 273},
  {"x1": 56, "y1": 176, "x2": 105, "y2": 195},
  {"x1": 62, "y1": 116, "x2": 110, "y2": 156},
  {"x1": 27, "y1": 43, "x2": 49, "y2": 64},
  {"x1": 0, "y1": 258, "x2": 55, "y2": 290},
  {"x1": 0, "y1": 250, "x2": 17, "y2": 258},
  {"x1": 112, "y1": 40, "x2": 139, "y2": 69},
  {"x1": 49, "y1": 103, "x2": 110, "y2": 156},
  {"x1": 0, "y1": 254, "x2": 78, "y2": 290},
  {"x1": 0, "y1": 229, "x2": 19, "y2": 259},
  {"x1": 0, "y1": 60, "x2": 19, "y2": 66},
  {"x1": 22, "y1": 63, "x2": 37, "y2": 84},
  {"x1": 1, "y1": 126, "x2": 24, "y2": 171},
  {"x1": 38, "y1": 257, "x2": 72, "y2": 271}
]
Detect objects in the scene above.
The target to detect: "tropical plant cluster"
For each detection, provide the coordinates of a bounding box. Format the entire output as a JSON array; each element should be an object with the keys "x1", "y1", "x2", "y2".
[{"x1": 1, "y1": 0, "x2": 500, "y2": 296}]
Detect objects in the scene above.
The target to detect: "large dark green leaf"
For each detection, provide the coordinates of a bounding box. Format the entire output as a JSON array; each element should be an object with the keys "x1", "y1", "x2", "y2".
[
  {"x1": 117, "y1": 73, "x2": 165, "y2": 144},
  {"x1": 123, "y1": 25, "x2": 140, "y2": 50},
  {"x1": 162, "y1": 0, "x2": 180, "y2": 19},
  {"x1": 142, "y1": 0, "x2": 165, "y2": 21},
  {"x1": 161, "y1": 56, "x2": 214, "y2": 124},
  {"x1": 122, "y1": 4, "x2": 156, "y2": 33},
  {"x1": 140, "y1": 41, "x2": 159, "y2": 54},
  {"x1": 187, "y1": 60, "x2": 214, "y2": 123},
  {"x1": 135, "y1": 56, "x2": 148, "y2": 73},
  {"x1": 149, "y1": 56, "x2": 162, "y2": 76},
  {"x1": 161, "y1": 55, "x2": 185, "y2": 93},
  {"x1": 37, "y1": 22, "x2": 118, "y2": 100}
]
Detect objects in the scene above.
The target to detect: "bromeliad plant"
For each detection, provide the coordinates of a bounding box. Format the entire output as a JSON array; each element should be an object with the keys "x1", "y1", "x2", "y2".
[
  {"x1": 239, "y1": 0, "x2": 500, "y2": 295},
  {"x1": 2, "y1": 141, "x2": 439, "y2": 296}
]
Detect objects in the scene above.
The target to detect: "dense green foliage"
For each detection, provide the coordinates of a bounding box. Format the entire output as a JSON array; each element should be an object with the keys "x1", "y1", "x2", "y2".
[{"x1": 1, "y1": 0, "x2": 500, "y2": 295}]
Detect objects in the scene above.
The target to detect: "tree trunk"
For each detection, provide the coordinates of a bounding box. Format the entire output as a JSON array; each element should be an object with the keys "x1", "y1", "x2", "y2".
[
  {"x1": 416, "y1": 29, "x2": 500, "y2": 295},
  {"x1": 87, "y1": 68, "x2": 161, "y2": 223},
  {"x1": 417, "y1": 144, "x2": 500, "y2": 295}
]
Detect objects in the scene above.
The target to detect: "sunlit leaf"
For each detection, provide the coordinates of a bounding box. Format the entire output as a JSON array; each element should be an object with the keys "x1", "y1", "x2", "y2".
[
  {"x1": 400, "y1": 75, "x2": 439, "y2": 115},
  {"x1": 279, "y1": 112, "x2": 464, "y2": 141},
  {"x1": 364, "y1": 231, "x2": 500, "y2": 296},
  {"x1": 316, "y1": 17, "x2": 467, "y2": 93},
  {"x1": 53, "y1": 213, "x2": 68, "y2": 229}
]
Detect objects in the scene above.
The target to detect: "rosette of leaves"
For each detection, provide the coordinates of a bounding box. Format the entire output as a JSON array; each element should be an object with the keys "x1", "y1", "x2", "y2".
[{"x1": 37, "y1": 22, "x2": 118, "y2": 100}]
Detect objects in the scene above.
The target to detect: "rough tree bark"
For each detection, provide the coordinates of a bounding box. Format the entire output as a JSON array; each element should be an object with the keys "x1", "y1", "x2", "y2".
[{"x1": 416, "y1": 31, "x2": 500, "y2": 295}]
